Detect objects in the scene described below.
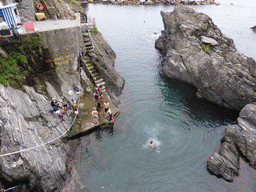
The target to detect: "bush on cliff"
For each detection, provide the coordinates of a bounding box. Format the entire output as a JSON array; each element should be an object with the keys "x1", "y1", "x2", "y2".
[{"x1": 0, "y1": 34, "x2": 45, "y2": 88}]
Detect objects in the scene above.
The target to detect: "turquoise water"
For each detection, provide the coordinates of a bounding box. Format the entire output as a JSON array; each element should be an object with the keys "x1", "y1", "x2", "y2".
[{"x1": 74, "y1": 2, "x2": 256, "y2": 191}]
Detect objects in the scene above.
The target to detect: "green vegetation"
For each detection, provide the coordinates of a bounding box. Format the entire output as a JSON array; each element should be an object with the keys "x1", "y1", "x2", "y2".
[
  {"x1": 67, "y1": 0, "x2": 77, "y2": 4},
  {"x1": 0, "y1": 34, "x2": 44, "y2": 88},
  {"x1": 92, "y1": 26, "x2": 98, "y2": 34},
  {"x1": 95, "y1": 50, "x2": 99, "y2": 55},
  {"x1": 223, "y1": 62, "x2": 227, "y2": 67},
  {"x1": 57, "y1": 0, "x2": 62, "y2": 2},
  {"x1": 201, "y1": 44, "x2": 210, "y2": 53}
]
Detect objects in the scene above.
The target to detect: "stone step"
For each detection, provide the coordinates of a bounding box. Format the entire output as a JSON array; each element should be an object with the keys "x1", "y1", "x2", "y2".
[
  {"x1": 90, "y1": 69, "x2": 96, "y2": 73},
  {"x1": 93, "y1": 75, "x2": 101, "y2": 80},
  {"x1": 92, "y1": 72, "x2": 99, "y2": 77},
  {"x1": 96, "y1": 81, "x2": 106, "y2": 87},
  {"x1": 85, "y1": 62, "x2": 92, "y2": 66},
  {"x1": 95, "y1": 78, "x2": 103, "y2": 84},
  {"x1": 84, "y1": 56, "x2": 90, "y2": 60},
  {"x1": 86, "y1": 46, "x2": 94, "y2": 50},
  {"x1": 83, "y1": 37, "x2": 90, "y2": 42},
  {"x1": 84, "y1": 42, "x2": 92, "y2": 47},
  {"x1": 82, "y1": 33, "x2": 89, "y2": 37},
  {"x1": 87, "y1": 65, "x2": 94, "y2": 70},
  {"x1": 88, "y1": 52, "x2": 96, "y2": 57}
]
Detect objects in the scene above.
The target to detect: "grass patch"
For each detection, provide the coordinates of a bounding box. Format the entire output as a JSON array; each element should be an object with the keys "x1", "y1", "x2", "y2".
[
  {"x1": 92, "y1": 26, "x2": 98, "y2": 34},
  {"x1": 201, "y1": 44, "x2": 210, "y2": 53},
  {"x1": 223, "y1": 62, "x2": 227, "y2": 67}
]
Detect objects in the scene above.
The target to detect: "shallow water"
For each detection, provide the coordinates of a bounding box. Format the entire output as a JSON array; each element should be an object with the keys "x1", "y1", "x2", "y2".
[{"x1": 74, "y1": 2, "x2": 256, "y2": 191}]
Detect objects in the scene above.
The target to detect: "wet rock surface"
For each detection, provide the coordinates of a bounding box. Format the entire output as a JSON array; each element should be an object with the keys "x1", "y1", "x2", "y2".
[
  {"x1": 155, "y1": 5, "x2": 256, "y2": 111},
  {"x1": 207, "y1": 103, "x2": 256, "y2": 181}
]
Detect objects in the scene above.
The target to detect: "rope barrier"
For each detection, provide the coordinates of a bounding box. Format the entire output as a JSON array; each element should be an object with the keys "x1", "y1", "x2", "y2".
[{"x1": 0, "y1": 27, "x2": 82, "y2": 158}]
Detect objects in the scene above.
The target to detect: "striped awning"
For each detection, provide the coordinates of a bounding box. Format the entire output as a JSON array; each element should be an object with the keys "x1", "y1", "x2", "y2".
[
  {"x1": 2, "y1": 7, "x2": 16, "y2": 29},
  {"x1": 0, "y1": 4, "x2": 21, "y2": 29}
]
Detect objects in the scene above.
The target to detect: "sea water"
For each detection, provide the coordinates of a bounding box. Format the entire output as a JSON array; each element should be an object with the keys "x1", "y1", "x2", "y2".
[{"x1": 74, "y1": 1, "x2": 256, "y2": 191}]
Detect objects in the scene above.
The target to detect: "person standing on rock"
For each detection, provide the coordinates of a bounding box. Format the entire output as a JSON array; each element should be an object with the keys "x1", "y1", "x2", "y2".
[
  {"x1": 104, "y1": 101, "x2": 109, "y2": 117},
  {"x1": 100, "y1": 92, "x2": 104, "y2": 108},
  {"x1": 75, "y1": 109, "x2": 80, "y2": 124},
  {"x1": 94, "y1": 91, "x2": 99, "y2": 104},
  {"x1": 92, "y1": 107, "x2": 99, "y2": 124},
  {"x1": 107, "y1": 108, "x2": 114, "y2": 123},
  {"x1": 96, "y1": 102, "x2": 101, "y2": 117},
  {"x1": 97, "y1": 85, "x2": 103, "y2": 94},
  {"x1": 61, "y1": 97, "x2": 69, "y2": 114}
]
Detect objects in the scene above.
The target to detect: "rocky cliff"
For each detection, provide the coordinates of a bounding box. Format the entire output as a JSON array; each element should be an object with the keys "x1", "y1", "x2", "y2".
[
  {"x1": 155, "y1": 5, "x2": 256, "y2": 111},
  {"x1": 0, "y1": 18, "x2": 124, "y2": 192},
  {"x1": 207, "y1": 102, "x2": 256, "y2": 182},
  {"x1": 0, "y1": 27, "x2": 84, "y2": 191}
]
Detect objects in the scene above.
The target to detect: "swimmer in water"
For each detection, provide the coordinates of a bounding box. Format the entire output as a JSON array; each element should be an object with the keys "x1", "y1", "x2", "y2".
[
  {"x1": 150, "y1": 141, "x2": 160, "y2": 153},
  {"x1": 150, "y1": 141, "x2": 155, "y2": 149}
]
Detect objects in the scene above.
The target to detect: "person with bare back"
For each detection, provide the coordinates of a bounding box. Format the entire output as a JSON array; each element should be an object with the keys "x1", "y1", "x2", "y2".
[
  {"x1": 104, "y1": 101, "x2": 109, "y2": 117},
  {"x1": 92, "y1": 107, "x2": 99, "y2": 124}
]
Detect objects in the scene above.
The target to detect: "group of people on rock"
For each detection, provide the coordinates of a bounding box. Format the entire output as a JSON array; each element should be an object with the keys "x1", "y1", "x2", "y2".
[
  {"x1": 48, "y1": 84, "x2": 114, "y2": 125},
  {"x1": 92, "y1": 85, "x2": 114, "y2": 124},
  {"x1": 49, "y1": 96, "x2": 80, "y2": 123}
]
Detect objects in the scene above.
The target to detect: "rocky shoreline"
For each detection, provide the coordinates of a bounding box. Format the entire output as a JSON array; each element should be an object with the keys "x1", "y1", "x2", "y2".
[
  {"x1": 155, "y1": 5, "x2": 256, "y2": 182},
  {"x1": 87, "y1": 0, "x2": 218, "y2": 5}
]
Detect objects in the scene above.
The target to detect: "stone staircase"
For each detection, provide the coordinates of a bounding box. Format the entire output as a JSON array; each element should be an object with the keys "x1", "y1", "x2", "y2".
[{"x1": 82, "y1": 31, "x2": 106, "y2": 92}]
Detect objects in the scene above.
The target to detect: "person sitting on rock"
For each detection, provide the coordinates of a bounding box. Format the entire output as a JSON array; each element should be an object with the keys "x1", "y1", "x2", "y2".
[{"x1": 55, "y1": 110, "x2": 65, "y2": 121}]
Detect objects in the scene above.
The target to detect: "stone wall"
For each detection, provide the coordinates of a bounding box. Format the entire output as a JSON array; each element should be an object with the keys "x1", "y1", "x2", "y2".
[{"x1": 18, "y1": 0, "x2": 36, "y2": 22}]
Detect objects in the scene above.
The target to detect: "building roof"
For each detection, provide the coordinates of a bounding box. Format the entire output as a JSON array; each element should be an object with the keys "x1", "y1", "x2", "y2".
[{"x1": 0, "y1": 3, "x2": 18, "y2": 9}]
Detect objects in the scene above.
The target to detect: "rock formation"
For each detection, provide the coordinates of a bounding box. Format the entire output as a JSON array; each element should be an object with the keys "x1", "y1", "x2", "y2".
[
  {"x1": 0, "y1": 78, "x2": 81, "y2": 191},
  {"x1": 155, "y1": 5, "x2": 256, "y2": 111},
  {"x1": 155, "y1": 5, "x2": 256, "y2": 182},
  {"x1": 251, "y1": 25, "x2": 256, "y2": 32},
  {"x1": 207, "y1": 102, "x2": 256, "y2": 181}
]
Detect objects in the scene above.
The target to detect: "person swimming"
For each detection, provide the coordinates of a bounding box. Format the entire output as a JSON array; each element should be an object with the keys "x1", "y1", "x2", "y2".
[
  {"x1": 150, "y1": 141, "x2": 160, "y2": 153},
  {"x1": 150, "y1": 141, "x2": 155, "y2": 149}
]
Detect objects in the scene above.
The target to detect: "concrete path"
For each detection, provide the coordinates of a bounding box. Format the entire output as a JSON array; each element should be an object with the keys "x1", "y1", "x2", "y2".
[{"x1": 18, "y1": 19, "x2": 79, "y2": 35}]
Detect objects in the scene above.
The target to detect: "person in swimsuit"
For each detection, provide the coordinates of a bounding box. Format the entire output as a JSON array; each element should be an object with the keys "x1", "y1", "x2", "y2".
[
  {"x1": 94, "y1": 91, "x2": 99, "y2": 104},
  {"x1": 62, "y1": 97, "x2": 69, "y2": 114},
  {"x1": 150, "y1": 141, "x2": 155, "y2": 149},
  {"x1": 100, "y1": 92, "x2": 104, "y2": 108},
  {"x1": 104, "y1": 101, "x2": 109, "y2": 117},
  {"x1": 92, "y1": 107, "x2": 99, "y2": 124},
  {"x1": 150, "y1": 141, "x2": 160, "y2": 153},
  {"x1": 96, "y1": 102, "x2": 101, "y2": 117}
]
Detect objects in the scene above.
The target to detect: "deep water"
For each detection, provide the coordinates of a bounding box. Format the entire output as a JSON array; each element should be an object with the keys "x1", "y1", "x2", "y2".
[{"x1": 74, "y1": 2, "x2": 256, "y2": 191}]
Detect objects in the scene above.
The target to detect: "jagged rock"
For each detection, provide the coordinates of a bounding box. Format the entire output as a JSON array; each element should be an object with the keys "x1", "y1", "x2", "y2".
[
  {"x1": 207, "y1": 102, "x2": 256, "y2": 181},
  {"x1": 0, "y1": 84, "x2": 73, "y2": 191},
  {"x1": 251, "y1": 26, "x2": 256, "y2": 32},
  {"x1": 155, "y1": 5, "x2": 256, "y2": 111}
]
